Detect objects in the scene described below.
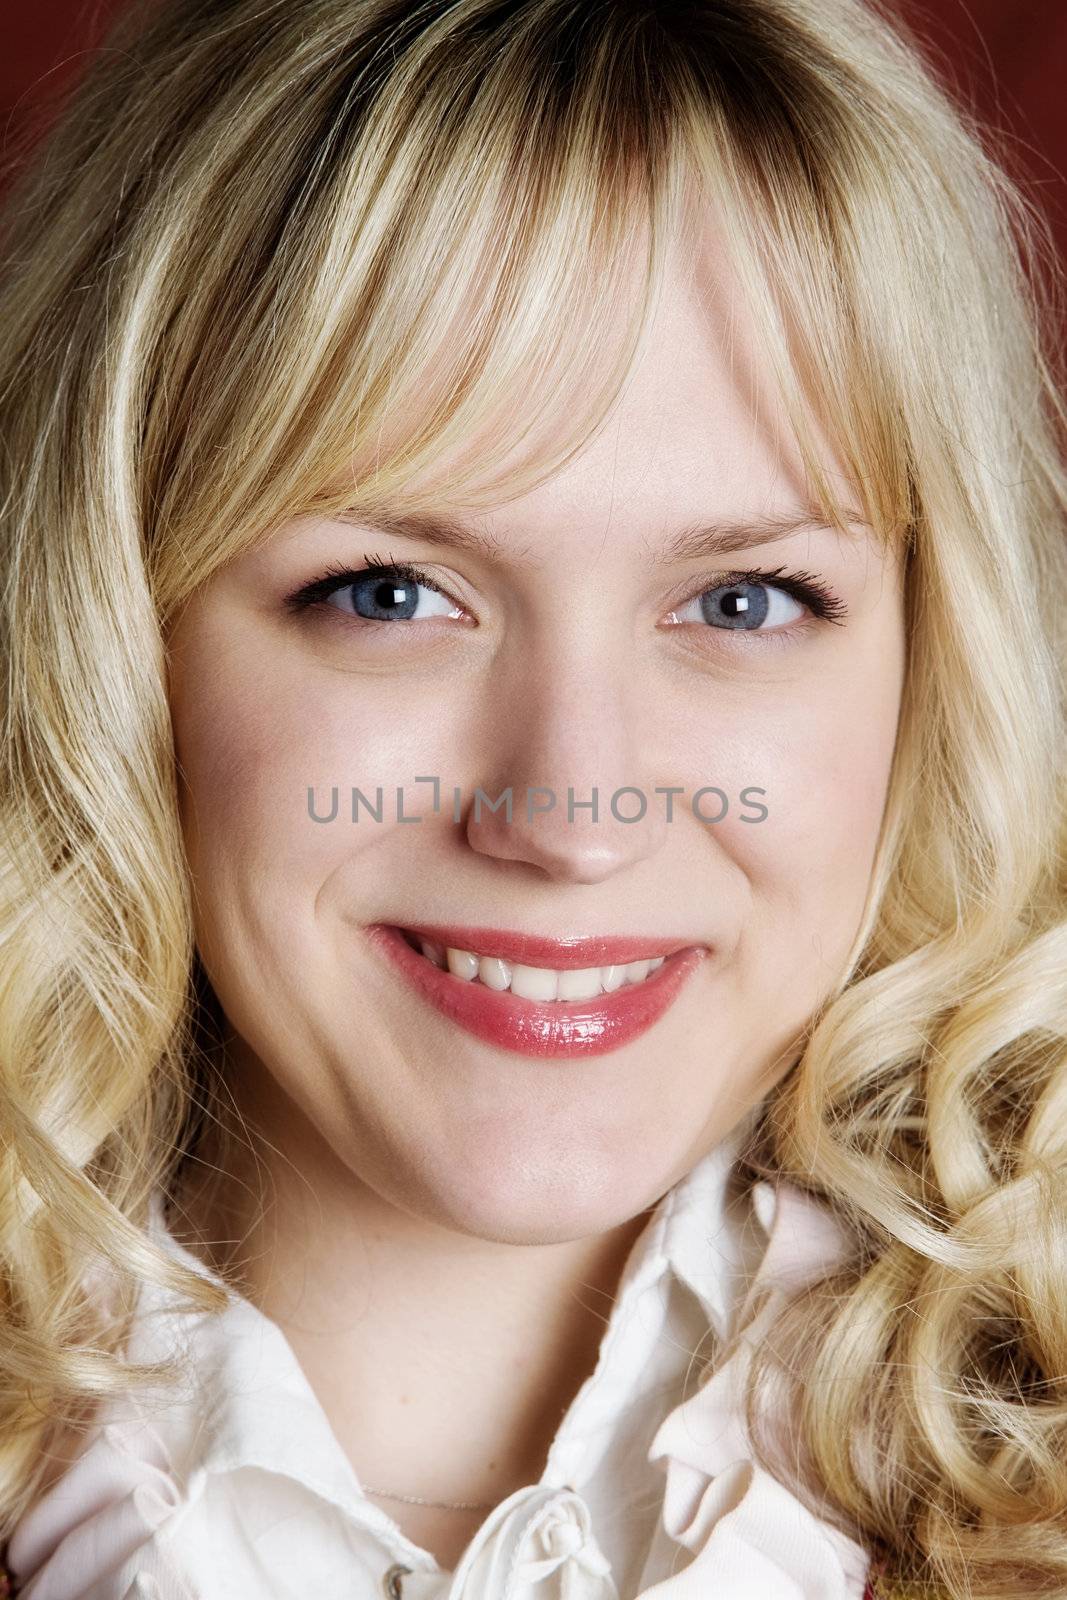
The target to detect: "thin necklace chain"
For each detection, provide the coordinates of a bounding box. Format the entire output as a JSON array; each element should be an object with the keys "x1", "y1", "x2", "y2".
[{"x1": 363, "y1": 1484, "x2": 496, "y2": 1512}]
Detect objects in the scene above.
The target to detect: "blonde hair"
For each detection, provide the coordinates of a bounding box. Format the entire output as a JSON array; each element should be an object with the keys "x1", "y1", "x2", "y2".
[{"x1": 1, "y1": 1, "x2": 1065, "y2": 1594}]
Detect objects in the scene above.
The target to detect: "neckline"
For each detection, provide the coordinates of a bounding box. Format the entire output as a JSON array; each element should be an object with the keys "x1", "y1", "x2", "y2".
[{"x1": 135, "y1": 1132, "x2": 778, "y2": 1584}]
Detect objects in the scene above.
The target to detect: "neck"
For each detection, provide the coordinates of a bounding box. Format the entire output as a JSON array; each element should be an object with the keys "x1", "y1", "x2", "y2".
[{"x1": 169, "y1": 1049, "x2": 656, "y2": 1509}]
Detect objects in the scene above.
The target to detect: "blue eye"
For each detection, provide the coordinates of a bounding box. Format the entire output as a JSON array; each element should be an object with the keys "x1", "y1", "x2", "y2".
[
  {"x1": 284, "y1": 557, "x2": 465, "y2": 623},
  {"x1": 670, "y1": 578, "x2": 802, "y2": 631},
  {"x1": 328, "y1": 569, "x2": 459, "y2": 622},
  {"x1": 664, "y1": 568, "x2": 848, "y2": 634}
]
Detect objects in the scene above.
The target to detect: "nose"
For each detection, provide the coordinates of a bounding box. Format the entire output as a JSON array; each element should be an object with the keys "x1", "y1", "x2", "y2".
[{"x1": 462, "y1": 641, "x2": 669, "y2": 883}]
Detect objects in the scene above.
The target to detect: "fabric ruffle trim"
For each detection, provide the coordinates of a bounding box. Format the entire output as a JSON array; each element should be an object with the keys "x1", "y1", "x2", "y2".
[
  {"x1": 6, "y1": 1179, "x2": 874, "y2": 1600},
  {"x1": 6, "y1": 1394, "x2": 198, "y2": 1600},
  {"x1": 641, "y1": 1177, "x2": 873, "y2": 1598}
]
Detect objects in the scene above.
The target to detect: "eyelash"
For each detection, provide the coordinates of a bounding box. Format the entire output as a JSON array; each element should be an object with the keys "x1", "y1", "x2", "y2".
[
  {"x1": 282, "y1": 550, "x2": 849, "y2": 639},
  {"x1": 284, "y1": 553, "x2": 453, "y2": 615}
]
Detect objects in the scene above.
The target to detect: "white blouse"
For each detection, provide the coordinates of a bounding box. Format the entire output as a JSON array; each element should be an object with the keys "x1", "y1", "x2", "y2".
[{"x1": 7, "y1": 1123, "x2": 873, "y2": 1600}]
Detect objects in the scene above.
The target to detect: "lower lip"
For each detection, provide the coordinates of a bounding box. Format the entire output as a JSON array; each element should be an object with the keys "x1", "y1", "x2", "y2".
[{"x1": 365, "y1": 924, "x2": 708, "y2": 1059}]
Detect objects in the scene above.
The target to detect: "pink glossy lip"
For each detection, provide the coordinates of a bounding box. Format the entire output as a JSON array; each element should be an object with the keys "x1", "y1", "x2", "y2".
[
  {"x1": 381, "y1": 922, "x2": 696, "y2": 968},
  {"x1": 365, "y1": 922, "x2": 709, "y2": 1060}
]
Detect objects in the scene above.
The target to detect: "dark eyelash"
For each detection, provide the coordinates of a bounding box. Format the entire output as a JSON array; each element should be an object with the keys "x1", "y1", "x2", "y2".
[
  {"x1": 283, "y1": 552, "x2": 447, "y2": 614},
  {"x1": 688, "y1": 565, "x2": 849, "y2": 625},
  {"x1": 282, "y1": 553, "x2": 849, "y2": 627}
]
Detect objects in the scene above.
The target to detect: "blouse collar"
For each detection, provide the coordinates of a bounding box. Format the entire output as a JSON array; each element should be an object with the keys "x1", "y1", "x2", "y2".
[{"x1": 123, "y1": 1111, "x2": 870, "y2": 1598}]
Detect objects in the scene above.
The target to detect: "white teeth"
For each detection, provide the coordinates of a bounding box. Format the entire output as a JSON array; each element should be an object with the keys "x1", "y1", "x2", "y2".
[
  {"x1": 446, "y1": 947, "x2": 479, "y2": 981},
  {"x1": 509, "y1": 963, "x2": 559, "y2": 1002},
  {"x1": 557, "y1": 967, "x2": 606, "y2": 1001},
  {"x1": 477, "y1": 954, "x2": 512, "y2": 991},
  {"x1": 410, "y1": 935, "x2": 671, "y2": 999}
]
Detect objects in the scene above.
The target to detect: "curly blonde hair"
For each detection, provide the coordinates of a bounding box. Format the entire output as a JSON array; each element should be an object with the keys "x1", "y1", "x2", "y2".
[{"x1": 1, "y1": 1, "x2": 1065, "y2": 1595}]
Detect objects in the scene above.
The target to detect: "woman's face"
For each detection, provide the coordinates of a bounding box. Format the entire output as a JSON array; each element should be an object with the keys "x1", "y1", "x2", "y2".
[{"x1": 166, "y1": 235, "x2": 906, "y2": 1246}]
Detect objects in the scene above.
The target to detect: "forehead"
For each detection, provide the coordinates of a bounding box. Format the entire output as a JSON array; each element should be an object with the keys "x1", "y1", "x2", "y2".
[{"x1": 333, "y1": 218, "x2": 862, "y2": 559}]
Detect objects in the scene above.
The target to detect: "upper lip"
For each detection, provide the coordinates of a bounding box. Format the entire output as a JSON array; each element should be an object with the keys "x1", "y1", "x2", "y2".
[{"x1": 383, "y1": 923, "x2": 702, "y2": 968}]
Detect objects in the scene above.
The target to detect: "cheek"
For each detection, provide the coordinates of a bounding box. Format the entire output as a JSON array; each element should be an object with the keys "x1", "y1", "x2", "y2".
[
  {"x1": 727, "y1": 637, "x2": 904, "y2": 974},
  {"x1": 168, "y1": 623, "x2": 476, "y2": 974}
]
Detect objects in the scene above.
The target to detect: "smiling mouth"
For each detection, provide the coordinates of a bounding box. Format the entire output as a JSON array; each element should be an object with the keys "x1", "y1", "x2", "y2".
[
  {"x1": 398, "y1": 927, "x2": 668, "y2": 1002},
  {"x1": 367, "y1": 923, "x2": 707, "y2": 1059}
]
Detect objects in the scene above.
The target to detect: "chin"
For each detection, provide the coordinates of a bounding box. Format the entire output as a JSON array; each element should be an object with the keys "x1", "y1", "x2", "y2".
[{"x1": 387, "y1": 1129, "x2": 664, "y2": 1246}]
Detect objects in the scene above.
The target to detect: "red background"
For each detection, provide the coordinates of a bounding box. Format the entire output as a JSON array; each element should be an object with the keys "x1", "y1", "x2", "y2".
[{"x1": 2, "y1": 0, "x2": 1065, "y2": 258}]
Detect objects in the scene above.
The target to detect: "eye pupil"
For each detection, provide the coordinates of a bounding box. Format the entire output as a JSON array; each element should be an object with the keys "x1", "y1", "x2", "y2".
[
  {"x1": 701, "y1": 582, "x2": 769, "y2": 630},
  {"x1": 352, "y1": 574, "x2": 419, "y2": 621}
]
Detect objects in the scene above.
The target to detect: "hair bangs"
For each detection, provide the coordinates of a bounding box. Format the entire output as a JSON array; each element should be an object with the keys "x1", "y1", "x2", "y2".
[
  {"x1": 147, "y1": 3, "x2": 702, "y2": 616},
  {"x1": 140, "y1": 0, "x2": 937, "y2": 626}
]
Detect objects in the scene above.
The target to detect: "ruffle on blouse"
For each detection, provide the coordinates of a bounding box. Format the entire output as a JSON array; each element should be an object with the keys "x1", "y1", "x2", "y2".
[
  {"x1": 640, "y1": 1179, "x2": 872, "y2": 1598},
  {"x1": 6, "y1": 1398, "x2": 198, "y2": 1600},
  {"x1": 6, "y1": 1178, "x2": 872, "y2": 1600},
  {"x1": 9, "y1": 1422, "x2": 622, "y2": 1600},
  {"x1": 442, "y1": 1482, "x2": 618, "y2": 1599}
]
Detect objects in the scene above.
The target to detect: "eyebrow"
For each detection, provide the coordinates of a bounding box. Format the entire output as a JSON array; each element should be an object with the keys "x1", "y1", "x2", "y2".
[
  {"x1": 331, "y1": 507, "x2": 519, "y2": 560},
  {"x1": 658, "y1": 508, "x2": 871, "y2": 562},
  {"x1": 329, "y1": 504, "x2": 870, "y2": 564}
]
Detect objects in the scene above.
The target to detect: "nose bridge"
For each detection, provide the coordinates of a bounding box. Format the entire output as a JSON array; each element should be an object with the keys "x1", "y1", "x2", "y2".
[{"x1": 463, "y1": 634, "x2": 669, "y2": 883}]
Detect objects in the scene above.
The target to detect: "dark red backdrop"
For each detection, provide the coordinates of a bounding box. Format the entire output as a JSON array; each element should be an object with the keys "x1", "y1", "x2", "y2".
[{"x1": 2, "y1": 0, "x2": 1065, "y2": 258}]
